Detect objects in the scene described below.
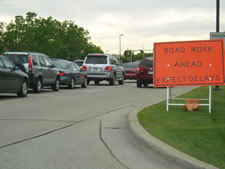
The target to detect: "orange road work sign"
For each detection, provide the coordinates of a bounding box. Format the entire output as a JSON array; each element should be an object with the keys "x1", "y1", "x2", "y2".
[{"x1": 153, "y1": 40, "x2": 225, "y2": 87}]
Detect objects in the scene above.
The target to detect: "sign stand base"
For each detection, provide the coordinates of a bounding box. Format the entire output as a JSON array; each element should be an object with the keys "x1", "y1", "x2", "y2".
[{"x1": 166, "y1": 86, "x2": 212, "y2": 113}]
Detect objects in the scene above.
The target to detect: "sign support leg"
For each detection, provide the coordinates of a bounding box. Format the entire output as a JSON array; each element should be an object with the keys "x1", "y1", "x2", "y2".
[
  {"x1": 166, "y1": 87, "x2": 169, "y2": 112},
  {"x1": 209, "y1": 86, "x2": 212, "y2": 113}
]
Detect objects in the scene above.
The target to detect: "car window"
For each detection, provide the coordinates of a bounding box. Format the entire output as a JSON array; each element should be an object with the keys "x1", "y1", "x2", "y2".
[
  {"x1": 38, "y1": 55, "x2": 46, "y2": 67},
  {"x1": 70, "y1": 63, "x2": 78, "y2": 71},
  {"x1": 85, "y1": 56, "x2": 107, "y2": 64},
  {"x1": 0, "y1": 59, "x2": 4, "y2": 68},
  {"x1": 140, "y1": 59, "x2": 153, "y2": 67},
  {"x1": 2, "y1": 58, "x2": 14, "y2": 69},
  {"x1": 4, "y1": 54, "x2": 28, "y2": 64},
  {"x1": 55, "y1": 62, "x2": 69, "y2": 69},
  {"x1": 32, "y1": 55, "x2": 39, "y2": 66},
  {"x1": 75, "y1": 61, "x2": 83, "y2": 66},
  {"x1": 110, "y1": 58, "x2": 117, "y2": 65},
  {"x1": 43, "y1": 56, "x2": 52, "y2": 67},
  {"x1": 73, "y1": 63, "x2": 80, "y2": 70},
  {"x1": 123, "y1": 62, "x2": 139, "y2": 68}
]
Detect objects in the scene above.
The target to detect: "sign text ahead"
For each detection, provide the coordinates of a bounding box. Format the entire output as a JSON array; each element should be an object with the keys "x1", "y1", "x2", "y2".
[{"x1": 153, "y1": 40, "x2": 225, "y2": 87}]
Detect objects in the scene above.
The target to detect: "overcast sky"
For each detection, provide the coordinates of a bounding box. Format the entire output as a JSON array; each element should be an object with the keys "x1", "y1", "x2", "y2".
[{"x1": 0, "y1": 0, "x2": 225, "y2": 54}]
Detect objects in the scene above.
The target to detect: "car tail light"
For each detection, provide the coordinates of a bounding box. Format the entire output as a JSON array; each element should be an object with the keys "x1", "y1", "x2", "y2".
[
  {"x1": 59, "y1": 72, "x2": 65, "y2": 76},
  {"x1": 104, "y1": 66, "x2": 112, "y2": 72},
  {"x1": 137, "y1": 66, "x2": 141, "y2": 72},
  {"x1": 28, "y1": 55, "x2": 32, "y2": 72},
  {"x1": 82, "y1": 66, "x2": 87, "y2": 70}
]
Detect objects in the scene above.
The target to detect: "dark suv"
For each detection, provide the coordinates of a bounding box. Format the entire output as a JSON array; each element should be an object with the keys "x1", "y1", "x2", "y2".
[
  {"x1": 136, "y1": 58, "x2": 153, "y2": 87},
  {"x1": 4, "y1": 52, "x2": 60, "y2": 93}
]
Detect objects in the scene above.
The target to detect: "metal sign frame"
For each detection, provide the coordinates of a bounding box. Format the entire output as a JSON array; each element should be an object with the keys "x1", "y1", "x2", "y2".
[{"x1": 166, "y1": 86, "x2": 212, "y2": 113}]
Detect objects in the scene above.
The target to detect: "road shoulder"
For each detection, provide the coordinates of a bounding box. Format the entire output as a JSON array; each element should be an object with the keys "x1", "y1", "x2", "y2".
[{"x1": 128, "y1": 104, "x2": 219, "y2": 169}]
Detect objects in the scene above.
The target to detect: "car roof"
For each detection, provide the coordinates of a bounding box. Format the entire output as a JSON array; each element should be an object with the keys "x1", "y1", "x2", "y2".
[
  {"x1": 4, "y1": 51, "x2": 45, "y2": 55},
  {"x1": 141, "y1": 57, "x2": 153, "y2": 61},
  {"x1": 52, "y1": 59, "x2": 72, "y2": 63}
]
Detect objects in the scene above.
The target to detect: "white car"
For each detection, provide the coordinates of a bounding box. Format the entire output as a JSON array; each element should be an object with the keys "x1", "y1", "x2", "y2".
[{"x1": 82, "y1": 53, "x2": 124, "y2": 85}]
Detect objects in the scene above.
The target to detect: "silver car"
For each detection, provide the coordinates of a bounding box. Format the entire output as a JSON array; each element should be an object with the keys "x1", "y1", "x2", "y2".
[{"x1": 82, "y1": 53, "x2": 124, "y2": 85}]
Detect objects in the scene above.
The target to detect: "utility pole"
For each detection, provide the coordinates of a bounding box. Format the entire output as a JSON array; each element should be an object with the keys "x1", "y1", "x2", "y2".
[
  {"x1": 215, "y1": 0, "x2": 221, "y2": 90},
  {"x1": 119, "y1": 34, "x2": 124, "y2": 64}
]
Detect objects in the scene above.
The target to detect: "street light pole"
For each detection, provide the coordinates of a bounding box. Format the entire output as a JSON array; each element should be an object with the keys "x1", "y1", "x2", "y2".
[
  {"x1": 215, "y1": 0, "x2": 221, "y2": 90},
  {"x1": 15, "y1": 15, "x2": 23, "y2": 51},
  {"x1": 216, "y1": 0, "x2": 220, "y2": 32},
  {"x1": 119, "y1": 34, "x2": 124, "y2": 64}
]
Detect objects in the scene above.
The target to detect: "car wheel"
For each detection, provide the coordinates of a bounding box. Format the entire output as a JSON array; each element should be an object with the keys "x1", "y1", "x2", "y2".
[
  {"x1": 94, "y1": 80, "x2": 100, "y2": 85},
  {"x1": 137, "y1": 80, "x2": 142, "y2": 88},
  {"x1": 109, "y1": 74, "x2": 116, "y2": 85},
  {"x1": 87, "y1": 80, "x2": 90, "y2": 85},
  {"x1": 68, "y1": 78, "x2": 75, "y2": 89},
  {"x1": 33, "y1": 78, "x2": 42, "y2": 93},
  {"x1": 144, "y1": 83, "x2": 148, "y2": 87},
  {"x1": 52, "y1": 78, "x2": 60, "y2": 91},
  {"x1": 81, "y1": 77, "x2": 87, "y2": 88},
  {"x1": 118, "y1": 75, "x2": 124, "y2": 85},
  {"x1": 17, "y1": 80, "x2": 28, "y2": 97}
]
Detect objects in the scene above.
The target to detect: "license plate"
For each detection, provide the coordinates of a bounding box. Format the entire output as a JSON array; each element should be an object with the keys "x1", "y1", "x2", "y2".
[{"x1": 148, "y1": 71, "x2": 153, "y2": 75}]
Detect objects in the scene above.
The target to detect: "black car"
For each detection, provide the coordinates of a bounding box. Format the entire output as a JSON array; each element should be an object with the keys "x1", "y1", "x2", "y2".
[
  {"x1": 4, "y1": 52, "x2": 60, "y2": 93},
  {"x1": 0, "y1": 55, "x2": 29, "y2": 97},
  {"x1": 53, "y1": 59, "x2": 87, "y2": 89}
]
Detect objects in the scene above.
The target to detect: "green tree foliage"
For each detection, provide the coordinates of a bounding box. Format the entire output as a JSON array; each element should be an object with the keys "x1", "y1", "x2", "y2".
[
  {"x1": 0, "y1": 12, "x2": 103, "y2": 60},
  {"x1": 122, "y1": 49, "x2": 153, "y2": 63}
]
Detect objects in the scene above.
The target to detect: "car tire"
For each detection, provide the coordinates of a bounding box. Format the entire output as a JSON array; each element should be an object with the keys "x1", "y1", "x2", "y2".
[
  {"x1": 137, "y1": 80, "x2": 142, "y2": 88},
  {"x1": 68, "y1": 78, "x2": 75, "y2": 89},
  {"x1": 87, "y1": 80, "x2": 90, "y2": 85},
  {"x1": 17, "y1": 80, "x2": 28, "y2": 97},
  {"x1": 144, "y1": 83, "x2": 148, "y2": 87},
  {"x1": 52, "y1": 77, "x2": 60, "y2": 91},
  {"x1": 81, "y1": 77, "x2": 87, "y2": 88},
  {"x1": 118, "y1": 75, "x2": 124, "y2": 85},
  {"x1": 94, "y1": 80, "x2": 100, "y2": 85},
  {"x1": 33, "y1": 78, "x2": 42, "y2": 93},
  {"x1": 109, "y1": 74, "x2": 116, "y2": 85}
]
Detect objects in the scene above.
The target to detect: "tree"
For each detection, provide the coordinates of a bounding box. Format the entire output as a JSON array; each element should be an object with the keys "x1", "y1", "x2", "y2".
[
  {"x1": 0, "y1": 12, "x2": 103, "y2": 60},
  {"x1": 123, "y1": 50, "x2": 153, "y2": 63}
]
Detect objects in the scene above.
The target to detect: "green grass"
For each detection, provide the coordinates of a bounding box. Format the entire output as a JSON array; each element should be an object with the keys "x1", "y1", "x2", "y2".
[{"x1": 138, "y1": 86, "x2": 225, "y2": 169}]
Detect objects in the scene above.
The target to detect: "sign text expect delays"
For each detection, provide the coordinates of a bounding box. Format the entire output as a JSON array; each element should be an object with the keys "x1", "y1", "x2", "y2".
[{"x1": 153, "y1": 40, "x2": 225, "y2": 87}]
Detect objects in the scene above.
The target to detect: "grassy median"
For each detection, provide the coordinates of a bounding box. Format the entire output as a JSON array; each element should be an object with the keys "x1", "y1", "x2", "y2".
[{"x1": 138, "y1": 86, "x2": 225, "y2": 169}]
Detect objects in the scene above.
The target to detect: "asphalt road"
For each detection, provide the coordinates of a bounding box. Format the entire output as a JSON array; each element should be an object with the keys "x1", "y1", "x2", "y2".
[{"x1": 0, "y1": 81, "x2": 194, "y2": 169}]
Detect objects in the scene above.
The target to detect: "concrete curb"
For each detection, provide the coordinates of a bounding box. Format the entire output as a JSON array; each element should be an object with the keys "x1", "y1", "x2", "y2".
[{"x1": 128, "y1": 104, "x2": 219, "y2": 169}]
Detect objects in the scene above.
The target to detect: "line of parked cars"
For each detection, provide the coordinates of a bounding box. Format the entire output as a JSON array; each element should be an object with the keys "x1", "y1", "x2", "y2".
[{"x1": 0, "y1": 52, "x2": 126, "y2": 97}]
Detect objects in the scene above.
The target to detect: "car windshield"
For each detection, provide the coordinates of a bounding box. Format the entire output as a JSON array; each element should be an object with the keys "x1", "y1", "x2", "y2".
[
  {"x1": 85, "y1": 56, "x2": 107, "y2": 64},
  {"x1": 75, "y1": 61, "x2": 83, "y2": 66},
  {"x1": 54, "y1": 62, "x2": 69, "y2": 69},
  {"x1": 123, "y1": 62, "x2": 139, "y2": 68},
  {"x1": 4, "y1": 54, "x2": 28, "y2": 64},
  {"x1": 140, "y1": 59, "x2": 153, "y2": 67}
]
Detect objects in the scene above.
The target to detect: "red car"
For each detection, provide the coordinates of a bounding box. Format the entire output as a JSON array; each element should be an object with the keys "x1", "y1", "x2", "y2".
[
  {"x1": 123, "y1": 62, "x2": 140, "y2": 80},
  {"x1": 136, "y1": 58, "x2": 153, "y2": 87}
]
